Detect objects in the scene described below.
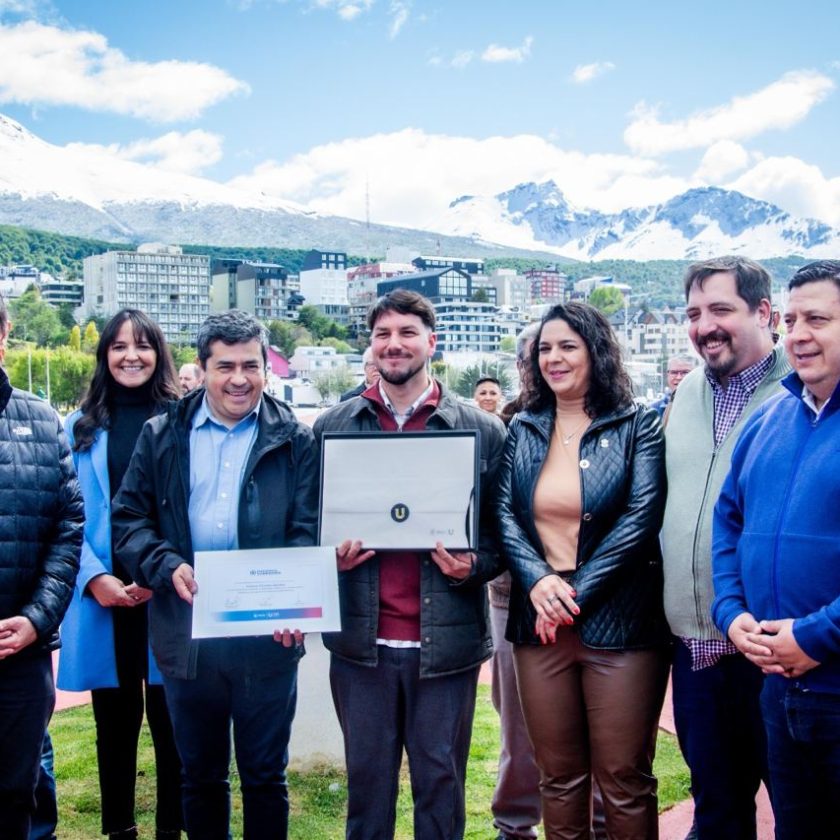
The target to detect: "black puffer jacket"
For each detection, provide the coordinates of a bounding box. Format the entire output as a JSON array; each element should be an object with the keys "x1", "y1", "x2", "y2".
[
  {"x1": 111, "y1": 389, "x2": 319, "y2": 679},
  {"x1": 312, "y1": 382, "x2": 506, "y2": 677},
  {"x1": 0, "y1": 369, "x2": 84, "y2": 653},
  {"x1": 496, "y1": 402, "x2": 668, "y2": 649}
]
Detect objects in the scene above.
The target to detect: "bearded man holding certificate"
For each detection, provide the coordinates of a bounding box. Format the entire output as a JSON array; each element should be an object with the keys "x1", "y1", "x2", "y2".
[{"x1": 313, "y1": 289, "x2": 506, "y2": 840}]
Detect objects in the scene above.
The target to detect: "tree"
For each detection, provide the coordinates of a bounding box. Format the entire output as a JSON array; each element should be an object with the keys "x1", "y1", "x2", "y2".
[
  {"x1": 320, "y1": 337, "x2": 354, "y2": 354},
  {"x1": 82, "y1": 321, "x2": 100, "y2": 353},
  {"x1": 268, "y1": 320, "x2": 298, "y2": 358},
  {"x1": 312, "y1": 366, "x2": 357, "y2": 405},
  {"x1": 5, "y1": 346, "x2": 94, "y2": 411},
  {"x1": 588, "y1": 286, "x2": 627, "y2": 316},
  {"x1": 9, "y1": 286, "x2": 63, "y2": 346},
  {"x1": 471, "y1": 287, "x2": 489, "y2": 303},
  {"x1": 68, "y1": 324, "x2": 81, "y2": 352},
  {"x1": 499, "y1": 335, "x2": 516, "y2": 353},
  {"x1": 56, "y1": 303, "x2": 78, "y2": 330},
  {"x1": 451, "y1": 362, "x2": 513, "y2": 399}
]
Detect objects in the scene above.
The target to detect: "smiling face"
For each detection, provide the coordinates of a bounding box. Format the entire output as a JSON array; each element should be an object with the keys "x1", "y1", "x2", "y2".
[
  {"x1": 107, "y1": 319, "x2": 157, "y2": 389},
  {"x1": 474, "y1": 380, "x2": 502, "y2": 414},
  {"x1": 784, "y1": 279, "x2": 840, "y2": 407},
  {"x1": 537, "y1": 318, "x2": 591, "y2": 404},
  {"x1": 201, "y1": 338, "x2": 266, "y2": 427},
  {"x1": 370, "y1": 310, "x2": 436, "y2": 388},
  {"x1": 686, "y1": 271, "x2": 772, "y2": 384}
]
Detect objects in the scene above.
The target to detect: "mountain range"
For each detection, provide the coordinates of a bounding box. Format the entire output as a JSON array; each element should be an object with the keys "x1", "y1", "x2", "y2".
[
  {"x1": 0, "y1": 113, "x2": 836, "y2": 261},
  {"x1": 439, "y1": 181, "x2": 839, "y2": 260}
]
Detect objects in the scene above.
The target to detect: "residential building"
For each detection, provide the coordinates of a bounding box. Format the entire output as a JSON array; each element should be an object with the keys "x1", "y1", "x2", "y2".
[
  {"x1": 299, "y1": 249, "x2": 350, "y2": 324},
  {"x1": 346, "y1": 259, "x2": 416, "y2": 336},
  {"x1": 486, "y1": 268, "x2": 529, "y2": 308},
  {"x1": 525, "y1": 266, "x2": 569, "y2": 304},
  {"x1": 412, "y1": 254, "x2": 485, "y2": 276},
  {"x1": 40, "y1": 275, "x2": 84, "y2": 308},
  {"x1": 210, "y1": 259, "x2": 302, "y2": 322},
  {"x1": 82, "y1": 243, "x2": 210, "y2": 342}
]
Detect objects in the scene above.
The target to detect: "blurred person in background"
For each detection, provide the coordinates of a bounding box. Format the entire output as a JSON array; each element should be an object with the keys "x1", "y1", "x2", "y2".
[{"x1": 474, "y1": 376, "x2": 503, "y2": 415}]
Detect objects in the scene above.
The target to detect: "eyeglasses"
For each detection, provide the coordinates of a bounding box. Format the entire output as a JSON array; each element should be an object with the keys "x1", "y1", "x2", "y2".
[{"x1": 667, "y1": 369, "x2": 691, "y2": 376}]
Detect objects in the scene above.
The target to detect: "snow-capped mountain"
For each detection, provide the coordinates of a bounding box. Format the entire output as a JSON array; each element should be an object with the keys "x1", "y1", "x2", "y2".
[
  {"x1": 440, "y1": 181, "x2": 839, "y2": 260},
  {"x1": 0, "y1": 114, "x2": 553, "y2": 258}
]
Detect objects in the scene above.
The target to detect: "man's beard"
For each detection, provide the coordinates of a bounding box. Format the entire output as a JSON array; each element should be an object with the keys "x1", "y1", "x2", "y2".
[
  {"x1": 379, "y1": 358, "x2": 426, "y2": 386},
  {"x1": 698, "y1": 332, "x2": 736, "y2": 377}
]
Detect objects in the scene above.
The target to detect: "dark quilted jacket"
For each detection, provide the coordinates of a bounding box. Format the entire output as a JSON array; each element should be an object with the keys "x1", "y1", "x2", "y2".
[
  {"x1": 0, "y1": 369, "x2": 84, "y2": 653},
  {"x1": 312, "y1": 382, "x2": 507, "y2": 677},
  {"x1": 496, "y1": 402, "x2": 668, "y2": 649}
]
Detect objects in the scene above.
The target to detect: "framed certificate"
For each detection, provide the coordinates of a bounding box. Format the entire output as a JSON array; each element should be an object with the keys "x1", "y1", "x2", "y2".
[
  {"x1": 191, "y1": 546, "x2": 340, "y2": 639},
  {"x1": 318, "y1": 430, "x2": 479, "y2": 551}
]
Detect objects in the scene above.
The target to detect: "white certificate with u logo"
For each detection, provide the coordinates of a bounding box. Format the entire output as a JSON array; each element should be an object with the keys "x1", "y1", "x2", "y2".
[
  {"x1": 191, "y1": 546, "x2": 340, "y2": 639},
  {"x1": 318, "y1": 430, "x2": 479, "y2": 551}
]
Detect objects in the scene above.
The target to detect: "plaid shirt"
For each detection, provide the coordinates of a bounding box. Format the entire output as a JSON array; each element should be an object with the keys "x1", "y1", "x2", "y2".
[
  {"x1": 682, "y1": 351, "x2": 776, "y2": 669},
  {"x1": 707, "y1": 352, "x2": 775, "y2": 447}
]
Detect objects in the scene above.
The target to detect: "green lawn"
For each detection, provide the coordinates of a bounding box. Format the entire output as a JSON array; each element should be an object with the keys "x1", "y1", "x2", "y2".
[{"x1": 51, "y1": 685, "x2": 689, "y2": 839}]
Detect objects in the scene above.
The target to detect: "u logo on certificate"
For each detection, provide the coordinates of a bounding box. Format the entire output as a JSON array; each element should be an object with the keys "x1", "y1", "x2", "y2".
[{"x1": 390, "y1": 503, "x2": 410, "y2": 523}]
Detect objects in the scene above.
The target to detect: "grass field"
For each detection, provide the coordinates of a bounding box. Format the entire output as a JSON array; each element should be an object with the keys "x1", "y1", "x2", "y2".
[{"x1": 50, "y1": 685, "x2": 690, "y2": 839}]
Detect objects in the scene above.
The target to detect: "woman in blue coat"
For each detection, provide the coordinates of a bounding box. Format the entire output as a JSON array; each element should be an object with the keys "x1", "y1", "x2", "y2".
[{"x1": 58, "y1": 309, "x2": 182, "y2": 840}]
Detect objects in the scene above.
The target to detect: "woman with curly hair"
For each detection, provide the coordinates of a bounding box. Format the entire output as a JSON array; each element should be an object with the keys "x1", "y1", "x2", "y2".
[
  {"x1": 495, "y1": 302, "x2": 670, "y2": 839},
  {"x1": 58, "y1": 310, "x2": 183, "y2": 840}
]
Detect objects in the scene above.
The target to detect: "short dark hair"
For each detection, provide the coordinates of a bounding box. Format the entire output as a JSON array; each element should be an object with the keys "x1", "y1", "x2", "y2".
[
  {"x1": 367, "y1": 289, "x2": 435, "y2": 332},
  {"x1": 474, "y1": 376, "x2": 500, "y2": 391},
  {"x1": 683, "y1": 256, "x2": 771, "y2": 311},
  {"x1": 523, "y1": 302, "x2": 634, "y2": 417},
  {"x1": 788, "y1": 260, "x2": 840, "y2": 293},
  {"x1": 196, "y1": 310, "x2": 268, "y2": 366}
]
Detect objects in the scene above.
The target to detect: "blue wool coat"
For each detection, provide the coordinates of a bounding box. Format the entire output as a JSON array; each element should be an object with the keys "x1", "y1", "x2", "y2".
[{"x1": 57, "y1": 410, "x2": 162, "y2": 691}]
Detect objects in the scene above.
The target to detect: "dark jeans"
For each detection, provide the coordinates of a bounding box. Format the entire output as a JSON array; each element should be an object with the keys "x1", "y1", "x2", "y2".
[
  {"x1": 0, "y1": 652, "x2": 55, "y2": 840},
  {"x1": 91, "y1": 681, "x2": 182, "y2": 834},
  {"x1": 761, "y1": 676, "x2": 840, "y2": 839},
  {"x1": 330, "y1": 648, "x2": 479, "y2": 840},
  {"x1": 30, "y1": 731, "x2": 57, "y2": 840},
  {"x1": 671, "y1": 641, "x2": 768, "y2": 840},
  {"x1": 163, "y1": 638, "x2": 298, "y2": 840}
]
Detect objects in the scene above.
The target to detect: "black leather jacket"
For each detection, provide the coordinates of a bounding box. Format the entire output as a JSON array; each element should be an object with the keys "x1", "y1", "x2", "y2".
[
  {"x1": 496, "y1": 402, "x2": 668, "y2": 649},
  {"x1": 312, "y1": 382, "x2": 506, "y2": 677},
  {"x1": 112, "y1": 389, "x2": 319, "y2": 679},
  {"x1": 0, "y1": 369, "x2": 84, "y2": 654}
]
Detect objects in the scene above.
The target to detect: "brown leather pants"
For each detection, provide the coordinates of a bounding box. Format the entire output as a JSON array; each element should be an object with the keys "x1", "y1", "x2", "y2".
[{"x1": 514, "y1": 630, "x2": 668, "y2": 840}]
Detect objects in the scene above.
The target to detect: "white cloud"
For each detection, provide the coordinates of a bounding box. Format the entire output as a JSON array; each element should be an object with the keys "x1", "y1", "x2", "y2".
[
  {"x1": 481, "y1": 35, "x2": 533, "y2": 64},
  {"x1": 311, "y1": 0, "x2": 373, "y2": 21},
  {"x1": 388, "y1": 0, "x2": 410, "y2": 38},
  {"x1": 0, "y1": 21, "x2": 249, "y2": 121},
  {"x1": 728, "y1": 155, "x2": 840, "y2": 228},
  {"x1": 227, "y1": 128, "x2": 690, "y2": 230},
  {"x1": 694, "y1": 140, "x2": 753, "y2": 183},
  {"x1": 451, "y1": 50, "x2": 474, "y2": 69},
  {"x1": 624, "y1": 69, "x2": 835, "y2": 156},
  {"x1": 571, "y1": 61, "x2": 614, "y2": 84},
  {"x1": 66, "y1": 130, "x2": 224, "y2": 175}
]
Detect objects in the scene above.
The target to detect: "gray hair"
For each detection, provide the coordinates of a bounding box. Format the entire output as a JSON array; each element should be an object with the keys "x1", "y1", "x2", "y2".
[
  {"x1": 196, "y1": 310, "x2": 269, "y2": 366},
  {"x1": 668, "y1": 354, "x2": 695, "y2": 368},
  {"x1": 515, "y1": 322, "x2": 540, "y2": 362},
  {"x1": 362, "y1": 347, "x2": 374, "y2": 365}
]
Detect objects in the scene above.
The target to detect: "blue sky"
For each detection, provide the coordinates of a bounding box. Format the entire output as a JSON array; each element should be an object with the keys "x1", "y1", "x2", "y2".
[{"x1": 1, "y1": 0, "x2": 838, "y2": 230}]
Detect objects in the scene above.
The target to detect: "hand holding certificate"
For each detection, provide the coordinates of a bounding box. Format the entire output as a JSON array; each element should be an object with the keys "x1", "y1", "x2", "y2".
[{"x1": 191, "y1": 546, "x2": 340, "y2": 639}]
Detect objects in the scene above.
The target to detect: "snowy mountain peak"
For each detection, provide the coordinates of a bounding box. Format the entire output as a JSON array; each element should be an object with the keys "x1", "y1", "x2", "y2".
[{"x1": 436, "y1": 182, "x2": 839, "y2": 260}]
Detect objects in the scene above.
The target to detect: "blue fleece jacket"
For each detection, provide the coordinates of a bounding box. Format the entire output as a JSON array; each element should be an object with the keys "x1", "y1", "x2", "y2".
[{"x1": 712, "y1": 373, "x2": 840, "y2": 694}]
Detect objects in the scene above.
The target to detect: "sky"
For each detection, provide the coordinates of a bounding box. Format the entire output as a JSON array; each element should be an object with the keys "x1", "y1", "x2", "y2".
[{"x1": 1, "y1": 0, "x2": 839, "y2": 230}]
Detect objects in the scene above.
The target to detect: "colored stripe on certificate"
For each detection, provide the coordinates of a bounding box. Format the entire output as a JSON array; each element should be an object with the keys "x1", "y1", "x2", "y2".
[{"x1": 213, "y1": 607, "x2": 323, "y2": 622}]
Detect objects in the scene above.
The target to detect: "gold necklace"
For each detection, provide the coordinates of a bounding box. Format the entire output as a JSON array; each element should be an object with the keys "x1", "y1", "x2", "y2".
[{"x1": 555, "y1": 417, "x2": 589, "y2": 446}]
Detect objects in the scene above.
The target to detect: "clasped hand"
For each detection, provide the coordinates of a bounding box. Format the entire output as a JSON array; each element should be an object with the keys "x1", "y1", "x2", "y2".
[
  {"x1": 728, "y1": 612, "x2": 820, "y2": 678},
  {"x1": 529, "y1": 574, "x2": 579, "y2": 645}
]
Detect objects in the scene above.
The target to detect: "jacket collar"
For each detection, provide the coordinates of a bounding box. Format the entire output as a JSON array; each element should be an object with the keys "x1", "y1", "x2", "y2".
[
  {"x1": 781, "y1": 370, "x2": 840, "y2": 419},
  {"x1": 355, "y1": 378, "x2": 461, "y2": 428},
  {"x1": 517, "y1": 401, "x2": 638, "y2": 441}
]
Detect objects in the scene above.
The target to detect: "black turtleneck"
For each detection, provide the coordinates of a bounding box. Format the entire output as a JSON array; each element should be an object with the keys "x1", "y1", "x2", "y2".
[{"x1": 106, "y1": 379, "x2": 156, "y2": 501}]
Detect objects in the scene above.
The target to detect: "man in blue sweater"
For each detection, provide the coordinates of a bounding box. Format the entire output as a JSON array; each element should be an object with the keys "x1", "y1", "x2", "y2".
[{"x1": 712, "y1": 259, "x2": 840, "y2": 839}]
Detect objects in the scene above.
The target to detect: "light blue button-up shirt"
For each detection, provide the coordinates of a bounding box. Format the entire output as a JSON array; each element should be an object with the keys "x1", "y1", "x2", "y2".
[{"x1": 188, "y1": 396, "x2": 260, "y2": 552}]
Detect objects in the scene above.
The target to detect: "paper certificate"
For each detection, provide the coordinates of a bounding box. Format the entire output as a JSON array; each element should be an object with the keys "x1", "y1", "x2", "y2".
[
  {"x1": 318, "y1": 431, "x2": 479, "y2": 551},
  {"x1": 191, "y1": 546, "x2": 340, "y2": 639}
]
